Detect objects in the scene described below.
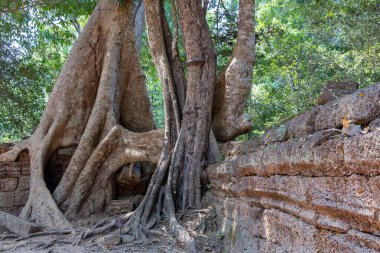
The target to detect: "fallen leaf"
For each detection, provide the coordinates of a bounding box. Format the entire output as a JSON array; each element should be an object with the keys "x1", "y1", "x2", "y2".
[{"x1": 342, "y1": 116, "x2": 350, "y2": 129}]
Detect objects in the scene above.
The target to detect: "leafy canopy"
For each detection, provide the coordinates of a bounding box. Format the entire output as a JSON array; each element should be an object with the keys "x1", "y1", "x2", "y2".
[{"x1": 0, "y1": 0, "x2": 379, "y2": 141}]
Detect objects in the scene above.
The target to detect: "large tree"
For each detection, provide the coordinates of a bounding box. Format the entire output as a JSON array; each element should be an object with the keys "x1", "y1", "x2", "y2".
[{"x1": 0, "y1": 0, "x2": 255, "y2": 249}]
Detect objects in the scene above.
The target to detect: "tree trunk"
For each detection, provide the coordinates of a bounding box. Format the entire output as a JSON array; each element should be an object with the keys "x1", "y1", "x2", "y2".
[
  {"x1": 115, "y1": 1, "x2": 216, "y2": 250},
  {"x1": 134, "y1": 1, "x2": 145, "y2": 54},
  {"x1": 0, "y1": 0, "x2": 163, "y2": 227},
  {"x1": 212, "y1": 0, "x2": 256, "y2": 142},
  {"x1": 0, "y1": 0, "x2": 255, "y2": 249}
]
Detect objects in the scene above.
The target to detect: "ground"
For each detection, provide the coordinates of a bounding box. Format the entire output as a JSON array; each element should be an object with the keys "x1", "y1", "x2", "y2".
[{"x1": 0, "y1": 203, "x2": 224, "y2": 253}]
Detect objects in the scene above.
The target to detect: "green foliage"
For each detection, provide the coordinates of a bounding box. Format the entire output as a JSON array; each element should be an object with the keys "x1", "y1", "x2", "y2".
[
  {"x1": 250, "y1": 0, "x2": 380, "y2": 133},
  {"x1": 140, "y1": 29, "x2": 165, "y2": 128},
  {"x1": 0, "y1": 0, "x2": 378, "y2": 142},
  {"x1": 0, "y1": 0, "x2": 95, "y2": 141},
  {"x1": 216, "y1": 231, "x2": 225, "y2": 240},
  {"x1": 207, "y1": 0, "x2": 379, "y2": 137},
  {"x1": 207, "y1": 0, "x2": 239, "y2": 71}
]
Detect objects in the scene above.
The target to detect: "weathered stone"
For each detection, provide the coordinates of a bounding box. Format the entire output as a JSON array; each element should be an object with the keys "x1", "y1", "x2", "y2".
[
  {"x1": 208, "y1": 99, "x2": 380, "y2": 252},
  {"x1": 106, "y1": 84, "x2": 380, "y2": 251},
  {"x1": 263, "y1": 209, "x2": 319, "y2": 252},
  {"x1": 116, "y1": 163, "x2": 141, "y2": 193},
  {"x1": 21, "y1": 163, "x2": 30, "y2": 176},
  {"x1": 369, "y1": 118, "x2": 380, "y2": 131},
  {"x1": 105, "y1": 199, "x2": 133, "y2": 215},
  {"x1": 14, "y1": 190, "x2": 29, "y2": 207},
  {"x1": 0, "y1": 163, "x2": 22, "y2": 178},
  {"x1": 344, "y1": 129, "x2": 380, "y2": 174},
  {"x1": 0, "y1": 178, "x2": 18, "y2": 192},
  {"x1": 348, "y1": 230, "x2": 380, "y2": 251},
  {"x1": 126, "y1": 194, "x2": 143, "y2": 208},
  {"x1": 316, "y1": 215, "x2": 350, "y2": 232},
  {"x1": 216, "y1": 197, "x2": 282, "y2": 253},
  {"x1": 308, "y1": 175, "x2": 374, "y2": 214},
  {"x1": 322, "y1": 233, "x2": 374, "y2": 253},
  {"x1": 315, "y1": 83, "x2": 380, "y2": 131},
  {"x1": 369, "y1": 177, "x2": 380, "y2": 207},
  {"x1": 317, "y1": 81, "x2": 358, "y2": 105},
  {"x1": 97, "y1": 233, "x2": 122, "y2": 249},
  {"x1": 17, "y1": 151, "x2": 29, "y2": 162},
  {"x1": 219, "y1": 137, "x2": 262, "y2": 159},
  {"x1": 261, "y1": 124, "x2": 287, "y2": 144},
  {"x1": 285, "y1": 107, "x2": 319, "y2": 139},
  {"x1": 0, "y1": 192, "x2": 14, "y2": 207},
  {"x1": 209, "y1": 128, "x2": 380, "y2": 180},
  {"x1": 17, "y1": 176, "x2": 30, "y2": 191}
]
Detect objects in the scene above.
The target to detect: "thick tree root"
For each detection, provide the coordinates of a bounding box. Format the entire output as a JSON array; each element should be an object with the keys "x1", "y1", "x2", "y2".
[
  {"x1": 0, "y1": 211, "x2": 42, "y2": 236},
  {"x1": 0, "y1": 0, "x2": 255, "y2": 249},
  {"x1": 13, "y1": 229, "x2": 72, "y2": 242},
  {"x1": 0, "y1": 139, "x2": 29, "y2": 162},
  {"x1": 0, "y1": 0, "x2": 162, "y2": 233}
]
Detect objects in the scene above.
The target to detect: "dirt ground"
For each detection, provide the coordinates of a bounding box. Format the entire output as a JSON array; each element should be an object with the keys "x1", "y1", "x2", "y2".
[{"x1": 0, "y1": 205, "x2": 224, "y2": 253}]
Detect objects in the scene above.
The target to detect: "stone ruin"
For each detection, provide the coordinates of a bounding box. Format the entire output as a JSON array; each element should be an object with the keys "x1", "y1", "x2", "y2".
[
  {"x1": 0, "y1": 82, "x2": 379, "y2": 251},
  {"x1": 206, "y1": 82, "x2": 380, "y2": 252},
  {"x1": 0, "y1": 146, "x2": 150, "y2": 217}
]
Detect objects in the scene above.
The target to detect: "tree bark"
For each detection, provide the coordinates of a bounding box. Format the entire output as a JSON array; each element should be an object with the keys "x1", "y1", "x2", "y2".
[
  {"x1": 0, "y1": 0, "x2": 255, "y2": 248},
  {"x1": 212, "y1": 0, "x2": 256, "y2": 142},
  {"x1": 117, "y1": 1, "x2": 215, "y2": 250},
  {"x1": 0, "y1": 0, "x2": 162, "y2": 228},
  {"x1": 134, "y1": 1, "x2": 145, "y2": 54}
]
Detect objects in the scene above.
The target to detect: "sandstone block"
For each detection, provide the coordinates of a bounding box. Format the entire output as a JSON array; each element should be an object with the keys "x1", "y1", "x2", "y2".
[
  {"x1": 369, "y1": 176, "x2": 380, "y2": 207},
  {"x1": 0, "y1": 163, "x2": 22, "y2": 178},
  {"x1": 105, "y1": 199, "x2": 133, "y2": 215},
  {"x1": 14, "y1": 190, "x2": 29, "y2": 207},
  {"x1": 219, "y1": 137, "x2": 262, "y2": 158},
  {"x1": 322, "y1": 233, "x2": 375, "y2": 253},
  {"x1": 285, "y1": 107, "x2": 319, "y2": 139},
  {"x1": 0, "y1": 192, "x2": 14, "y2": 207},
  {"x1": 343, "y1": 129, "x2": 380, "y2": 174},
  {"x1": 0, "y1": 178, "x2": 18, "y2": 192},
  {"x1": 17, "y1": 151, "x2": 29, "y2": 162},
  {"x1": 262, "y1": 209, "x2": 318, "y2": 252},
  {"x1": 97, "y1": 233, "x2": 122, "y2": 249},
  {"x1": 21, "y1": 163, "x2": 30, "y2": 175},
  {"x1": 317, "y1": 81, "x2": 358, "y2": 105},
  {"x1": 116, "y1": 163, "x2": 141, "y2": 188},
  {"x1": 261, "y1": 124, "x2": 287, "y2": 144},
  {"x1": 17, "y1": 176, "x2": 30, "y2": 191},
  {"x1": 315, "y1": 83, "x2": 380, "y2": 131},
  {"x1": 347, "y1": 229, "x2": 380, "y2": 251}
]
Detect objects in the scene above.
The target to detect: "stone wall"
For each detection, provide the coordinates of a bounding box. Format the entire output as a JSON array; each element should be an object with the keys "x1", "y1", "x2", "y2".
[
  {"x1": 0, "y1": 144, "x2": 74, "y2": 215},
  {"x1": 207, "y1": 83, "x2": 380, "y2": 252},
  {"x1": 0, "y1": 144, "x2": 151, "y2": 215},
  {"x1": 0, "y1": 144, "x2": 31, "y2": 216}
]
